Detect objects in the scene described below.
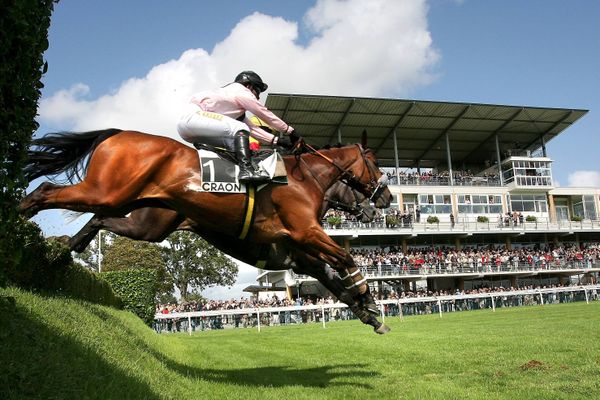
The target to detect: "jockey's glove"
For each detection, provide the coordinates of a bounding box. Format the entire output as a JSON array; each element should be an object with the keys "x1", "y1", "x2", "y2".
[{"x1": 277, "y1": 132, "x2": 294, "y2": 149}]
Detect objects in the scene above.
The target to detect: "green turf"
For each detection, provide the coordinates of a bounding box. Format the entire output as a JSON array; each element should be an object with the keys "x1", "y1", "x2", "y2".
[{"x1": 1, "y1": 286, "x2": 599, "y2": 400}]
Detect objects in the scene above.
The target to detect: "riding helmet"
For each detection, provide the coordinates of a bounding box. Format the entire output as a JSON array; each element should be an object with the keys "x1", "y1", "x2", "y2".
[{"x1": 234, "y1": 71, "x2": 268, "y2": 93}]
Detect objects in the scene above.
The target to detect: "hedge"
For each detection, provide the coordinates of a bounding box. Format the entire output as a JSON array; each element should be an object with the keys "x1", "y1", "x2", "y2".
[
  {"x1": 102, "y1": 269, "x2": 159, "y2": 325},
  {"x1": 4, "y1": 219, "x2": 121, "y2": 307},
  {"x1": 0, "y1": 0, "x2": 59, "y2": 285}
]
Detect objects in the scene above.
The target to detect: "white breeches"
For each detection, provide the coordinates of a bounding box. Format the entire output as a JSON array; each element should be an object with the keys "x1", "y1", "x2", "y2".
[{"x1": 177, "y1": 105, "x2": 249, "y2": 149}]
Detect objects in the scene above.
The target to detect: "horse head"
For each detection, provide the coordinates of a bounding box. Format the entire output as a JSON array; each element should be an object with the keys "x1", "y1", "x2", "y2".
[{"x1": 339, "y1": 144, "x2": 392, "y2": 209}]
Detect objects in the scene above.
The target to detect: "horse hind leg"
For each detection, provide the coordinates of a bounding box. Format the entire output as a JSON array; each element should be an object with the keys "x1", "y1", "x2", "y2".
[
  {"x1": 20, "y1": 180, "x2": 141, "y2": 218},
  {"x1": 19, "y1": 182, "x2": 62, "y2": 217}
]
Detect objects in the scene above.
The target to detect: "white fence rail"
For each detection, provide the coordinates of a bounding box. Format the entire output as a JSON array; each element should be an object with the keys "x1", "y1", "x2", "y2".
[{"x1": 154, "y1": 285, "x2": 600, "y2": 335}]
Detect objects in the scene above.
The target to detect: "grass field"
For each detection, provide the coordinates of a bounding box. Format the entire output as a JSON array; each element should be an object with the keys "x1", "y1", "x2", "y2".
[{"x1": 1, "y1": 286, "x2": 599, "y2": 400}]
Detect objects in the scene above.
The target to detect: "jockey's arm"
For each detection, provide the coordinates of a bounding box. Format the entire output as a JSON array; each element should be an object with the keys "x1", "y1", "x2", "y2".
[
  {"x1": 245, "y1": 117, "x2": 279, "y2": 145},
  {"x1": 236, "y1": 95, "x2": 294, "y2": 136}
]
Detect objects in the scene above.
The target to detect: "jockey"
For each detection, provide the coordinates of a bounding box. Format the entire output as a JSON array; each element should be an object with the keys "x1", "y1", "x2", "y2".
[{"x1": 177, "y1": 71, "x2": 299, "y2": 183}]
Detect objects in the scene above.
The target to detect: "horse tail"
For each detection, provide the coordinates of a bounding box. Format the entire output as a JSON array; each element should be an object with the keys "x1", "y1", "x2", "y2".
[{"x1": 24, "y1": 128, "x2": 123, "y2": 183}]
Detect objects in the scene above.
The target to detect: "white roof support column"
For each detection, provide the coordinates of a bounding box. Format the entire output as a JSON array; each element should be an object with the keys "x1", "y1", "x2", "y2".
[
  {"x1": 495, "y1": 133, "x2": 504, "y2": 185},
  {"x1": 445, "y1": 131, "x2": 454, "y2": 186},
  {"x1": 541, "y1": 135, "x2": 547, "y2": 157},
  {"x1": 393, "y1": 129, "x2": 400, "y2": 180}
]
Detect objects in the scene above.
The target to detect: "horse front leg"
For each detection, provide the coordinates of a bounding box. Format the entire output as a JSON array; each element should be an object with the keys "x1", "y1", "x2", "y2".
[{"x1": 289, "y1": 227, "x2": 390, "y2": 334}]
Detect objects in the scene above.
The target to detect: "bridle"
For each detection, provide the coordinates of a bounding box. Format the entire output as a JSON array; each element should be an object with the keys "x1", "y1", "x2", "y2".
[{"x1": 300, "y1": 142, "x2": 389, "y2": 204}]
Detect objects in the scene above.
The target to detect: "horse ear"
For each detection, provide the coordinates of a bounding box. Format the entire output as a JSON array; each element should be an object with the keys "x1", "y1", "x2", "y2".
[{"x1": 361, "y1": 129, "x2": 368, "y2": 148}]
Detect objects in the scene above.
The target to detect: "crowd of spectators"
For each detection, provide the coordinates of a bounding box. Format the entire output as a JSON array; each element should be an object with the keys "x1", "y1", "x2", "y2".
[
  {"x1": 384, "y1": 169, "x2": 500, "y2": 186},
  {"x1": 157, "y1": 280, "x2": 596, "y2": 317},
  {"x1": 350, "y1": 244, "x2": 600, "y2": 275},
  {"x1": 372, "y1": 282, "x2": 591, "y2": 301},
  {"x1": 157, "y1": 294, "x2": 339, "y2": 315}
]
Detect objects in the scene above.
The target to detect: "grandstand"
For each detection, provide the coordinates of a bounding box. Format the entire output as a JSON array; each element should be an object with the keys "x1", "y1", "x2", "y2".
[{"x1": 250, "y1": 94, "x2": 600, "y2": 300}]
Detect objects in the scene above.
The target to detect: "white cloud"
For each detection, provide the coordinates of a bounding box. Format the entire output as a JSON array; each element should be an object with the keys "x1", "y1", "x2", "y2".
[
  {"x1": 38, "y1": 0, "x2": 439, "y2": 141},
  {"x1": 568, "y1": 170, "x2": 600, "y2": 187}
]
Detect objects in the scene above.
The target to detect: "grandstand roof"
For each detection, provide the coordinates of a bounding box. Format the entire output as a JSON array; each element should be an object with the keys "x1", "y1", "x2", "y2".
[{"x1": 265, "y1": 94, "x2": 588, "y2": 169}]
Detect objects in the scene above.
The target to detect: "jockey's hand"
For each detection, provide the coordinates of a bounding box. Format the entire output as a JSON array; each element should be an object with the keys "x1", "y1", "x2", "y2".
[
  {"x1": 277, "y1": 132, "x2": 294, "y2": 149},
  {"x1": 289, "y1": 130, "x2": 301, "y2": 144}
]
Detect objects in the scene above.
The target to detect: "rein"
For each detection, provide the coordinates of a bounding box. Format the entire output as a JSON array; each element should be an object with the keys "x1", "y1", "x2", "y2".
[{"x1": 301, "y1": 142, "x2": 377, "y2": 199}]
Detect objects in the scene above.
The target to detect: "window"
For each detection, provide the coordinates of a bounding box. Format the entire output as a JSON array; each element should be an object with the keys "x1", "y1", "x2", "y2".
[
  {"x1": 419, "y1": 194, "x2": 452, "y2": 214},
  {"x1": 457, "y1": 194, "x2": 503, "y2": 214},
  {"x1": 509, "y1": 194, "x2": 548, "y2": 213}
]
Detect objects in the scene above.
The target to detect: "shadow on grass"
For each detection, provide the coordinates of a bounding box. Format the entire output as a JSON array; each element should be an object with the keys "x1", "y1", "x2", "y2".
[
  {"x1": 0, "y1": 296, "x2": 160, "y2": 400},
  {"x1": 165, "y1": 363, "x2": 376, "y2": 389},
  {"x1": 88, "y1": 306, "x2": 379, "y2": 389}
]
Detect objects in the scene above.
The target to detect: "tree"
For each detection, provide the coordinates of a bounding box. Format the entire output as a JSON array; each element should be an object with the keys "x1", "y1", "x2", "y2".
[
  {"x1": 162, "y1": 232, "x2": 238, "y2": 301},
  {"x1": 102, "y1": 236, "x2": 164, "y2": 271},
  {"x1": 74, "y1": 230, "x2": 113, "y2": 272},
  {"x1": 101, "y1": 236, "x2": 173, "y2": 300}
]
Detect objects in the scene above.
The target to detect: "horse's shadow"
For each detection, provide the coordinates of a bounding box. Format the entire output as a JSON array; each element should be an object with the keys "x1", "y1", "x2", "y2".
[
  {"x1": 164, "y1": 361, "x2": 377, "y2": 389},
  {"x1": 88, "y1": 306, "x2": 378, "y2": 389}
]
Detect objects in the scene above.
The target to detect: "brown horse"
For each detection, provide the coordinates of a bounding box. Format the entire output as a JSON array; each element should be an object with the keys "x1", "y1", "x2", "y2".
[{"x1": 21, "y1": 129, "x2": 392, "y2": 332}]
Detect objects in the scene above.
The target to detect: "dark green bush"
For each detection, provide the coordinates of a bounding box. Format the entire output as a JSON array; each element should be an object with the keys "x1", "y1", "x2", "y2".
[
  {"x1": 385, "y1": 215, "x2": 398, "y2": 227},
  {"x1": 427, "y1": 215, "x2": 439, "y2": 224},
  {"x1": 326, "y1": 215, "x2": 342, "y2": 227},
  {"x1": 102, "y1": 269, "x2": 159, "y2": 325},
  {"x1": 477, "y1": 216, "x2": 489, "y2": 223}
]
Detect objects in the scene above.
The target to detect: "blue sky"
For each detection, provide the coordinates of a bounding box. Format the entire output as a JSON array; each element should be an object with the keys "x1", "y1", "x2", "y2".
[{"x1": 33, "y1": 0, "x2": 600, "y2": 298}]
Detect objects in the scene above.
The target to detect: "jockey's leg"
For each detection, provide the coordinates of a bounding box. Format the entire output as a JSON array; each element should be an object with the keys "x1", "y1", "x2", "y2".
[{"x1": 234, "y1": 130, "x2": 270, "y2": 183}]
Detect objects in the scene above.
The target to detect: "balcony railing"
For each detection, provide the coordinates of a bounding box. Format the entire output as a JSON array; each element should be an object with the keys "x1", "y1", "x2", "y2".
[
  {"x1": 388, "y1": 176, "x2": 502, "y2": 187},
  {"x1": 323, "y1": 218, "x2": 600, "y2": 233}
]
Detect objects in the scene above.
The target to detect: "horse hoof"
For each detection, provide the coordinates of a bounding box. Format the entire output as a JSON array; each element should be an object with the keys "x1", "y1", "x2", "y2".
[{"x1": 374, "y1": 324, "x2": 391, "y2": 335}]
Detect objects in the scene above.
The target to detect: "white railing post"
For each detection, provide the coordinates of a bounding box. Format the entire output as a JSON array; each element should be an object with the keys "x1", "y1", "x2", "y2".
[
  {"x1": 491, "y1": 294, "x2": 496, "y2": 312},
  {"x1": 188, "y1": 315, "x2": 192, "y2": 336},
  {"x1": 437, "y1": 299, "x2": 443, "y2": 318},
  {"x1": 398, "y1": 300, "x2": 404, "y2": 321},
  {"x1": 321, "y1": 305, "x2": 326, "y2": 329},
  {"x1": 380, "y1": 302, "x2": 385, "y2": 323},
  {"x1": 256, "y1": 307, "x2": 261, "y2": 332},
  {"x1": 584, "y1": 288, "x2": 589, "y2": 304}
]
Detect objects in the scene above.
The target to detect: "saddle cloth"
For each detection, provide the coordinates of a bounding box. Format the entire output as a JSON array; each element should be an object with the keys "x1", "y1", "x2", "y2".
[{"x1": 196, "y1": 149, "x2": 287, "y2": 193}]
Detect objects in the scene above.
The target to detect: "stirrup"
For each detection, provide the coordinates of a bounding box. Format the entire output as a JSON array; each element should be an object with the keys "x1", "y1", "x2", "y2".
[{"x1": 238, "y1": 167, "x2": 270, "y2": 183}]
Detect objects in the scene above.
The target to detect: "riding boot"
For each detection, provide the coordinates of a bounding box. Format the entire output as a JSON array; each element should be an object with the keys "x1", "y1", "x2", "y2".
[{"x1": 234, "y1": 131, "x2": 270, "y2": 183}]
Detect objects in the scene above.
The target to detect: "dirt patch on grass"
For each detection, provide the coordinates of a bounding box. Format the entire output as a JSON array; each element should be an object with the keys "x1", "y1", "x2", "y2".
[{"x1": 520, "y1": 360, "x2": 546, "y2": 371}]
